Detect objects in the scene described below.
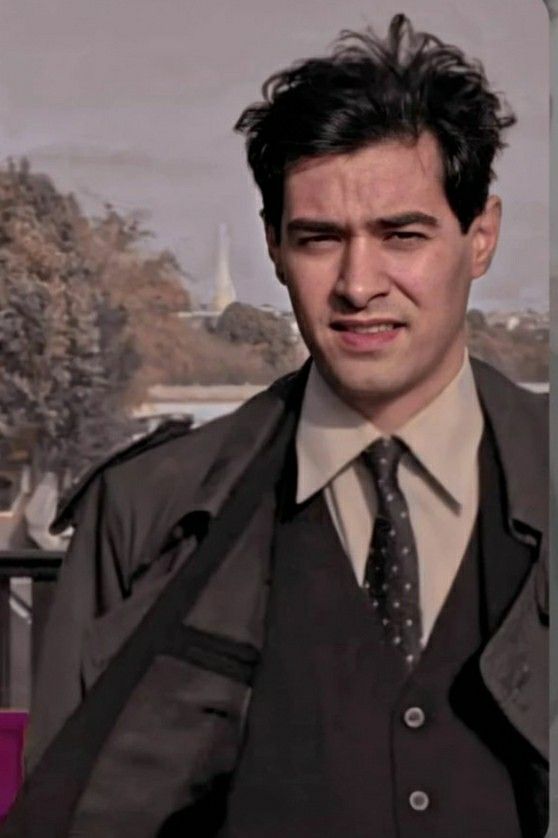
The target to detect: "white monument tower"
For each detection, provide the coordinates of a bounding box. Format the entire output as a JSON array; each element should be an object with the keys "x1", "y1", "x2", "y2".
[{"x1": 211, "y1": 222, "x2": 237, "y2": 313}]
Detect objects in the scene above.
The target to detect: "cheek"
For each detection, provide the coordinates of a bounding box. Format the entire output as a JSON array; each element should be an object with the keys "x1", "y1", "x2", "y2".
[
  {"x1": 284, "y1": 260, "x2": 334, "y2": 320},
  {"x1": 392, "y1": 251, "x2": 470, "y2": 313},
  {"x1": 389, "y1": 265, "x2": 430, "y2": 308},
  {"x1": 288, "y1": 284, "x2": 324, "y2": 331},
  {"x1": 383, "y1": 248, "x2": 436, "y2": 303}
]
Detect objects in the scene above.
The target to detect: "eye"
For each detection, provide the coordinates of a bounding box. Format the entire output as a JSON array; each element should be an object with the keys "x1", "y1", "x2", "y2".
[
  {"x1": 384, "y1": 230, "x2": 429, "y2": 248},
  {"x1": 297, "y1": 234, "x2": 339, "y2": 246},
  {"x1": 387, "y1": 231, "x2": 427, "y2": 240}
]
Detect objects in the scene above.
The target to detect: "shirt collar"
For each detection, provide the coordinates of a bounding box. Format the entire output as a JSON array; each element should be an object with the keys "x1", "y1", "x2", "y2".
[{"x1": 296, "y1": 353, "x2": 484, "y2": 506}]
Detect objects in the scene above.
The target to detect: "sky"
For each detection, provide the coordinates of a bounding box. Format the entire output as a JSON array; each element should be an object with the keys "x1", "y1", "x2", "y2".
[{"x1": 0, "y1": 0, "x2": 550, "y2": 312}]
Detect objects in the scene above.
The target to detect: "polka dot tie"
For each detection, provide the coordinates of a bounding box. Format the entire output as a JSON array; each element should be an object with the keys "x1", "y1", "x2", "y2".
[{"x1": 362, "y1": 437, "x2": 423, "y2": 668}]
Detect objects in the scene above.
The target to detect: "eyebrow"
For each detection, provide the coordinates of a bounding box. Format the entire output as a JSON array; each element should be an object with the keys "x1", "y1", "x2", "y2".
[
  {"x1": 286, "y1": 219, "x2": 343, "y2": 235},
  {"x1": 286, "y1": 212, "x2": 440, "y2": 235},
  {"x1": 376, "y1": 212, "x2": 439, "y2": 229}
]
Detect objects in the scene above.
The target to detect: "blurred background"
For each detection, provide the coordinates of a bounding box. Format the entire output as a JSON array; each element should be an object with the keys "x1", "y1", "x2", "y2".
[{"x1": 0, "y1": 0, "x2": 549, "y2": 729}]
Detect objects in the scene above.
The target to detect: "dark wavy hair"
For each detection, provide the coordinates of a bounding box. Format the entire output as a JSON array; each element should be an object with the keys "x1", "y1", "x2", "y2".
[{"x1": 235, "y1": 14, "x2": 516, "y2": 236}]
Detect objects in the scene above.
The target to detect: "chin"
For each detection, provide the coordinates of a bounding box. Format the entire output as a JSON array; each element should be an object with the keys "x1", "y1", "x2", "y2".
[{"x1": 324, "y1": 365, "x2": 410, "y2": 407}]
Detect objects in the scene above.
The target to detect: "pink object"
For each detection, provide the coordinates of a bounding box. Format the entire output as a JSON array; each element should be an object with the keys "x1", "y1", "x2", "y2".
[{"x1": 0, "y1": 711, "x2": 28, "y2": 820}]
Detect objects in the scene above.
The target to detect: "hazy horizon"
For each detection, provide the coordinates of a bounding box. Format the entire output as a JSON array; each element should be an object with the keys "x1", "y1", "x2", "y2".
[{"x1": 0, "y1": 0, "x2": 549, "y2": 312}]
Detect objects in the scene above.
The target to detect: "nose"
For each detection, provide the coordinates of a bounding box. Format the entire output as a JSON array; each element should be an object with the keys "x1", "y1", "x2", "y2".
[{"x1": 334, "y1": 237, "x2": 391, "y2": 309}]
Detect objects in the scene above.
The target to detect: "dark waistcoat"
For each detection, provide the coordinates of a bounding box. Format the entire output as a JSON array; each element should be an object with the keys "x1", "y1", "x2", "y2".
[{"x1": 221, "y1": 428, "x2": 535, "y2": 838}]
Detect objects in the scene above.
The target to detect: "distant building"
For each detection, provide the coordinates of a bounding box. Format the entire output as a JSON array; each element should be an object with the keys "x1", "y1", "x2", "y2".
[
  {"x1": 210, "y1": 223, "x2": 237, "y2": 313},
  {"x1": 176, "y1": 308, "x2": 218, "y2": 329},
  {"x1": 506, "y1": 315, "x2": 520, "y2": 332},
  {"x1": 178, "y1": 222, "x2": 238, "y2": 328},
  {"x1": 132, "y1": 383, "x2": 266, "y2": 427},
  {"x1": 484, "y1": 309, "x2": 549, "y2": 331}
]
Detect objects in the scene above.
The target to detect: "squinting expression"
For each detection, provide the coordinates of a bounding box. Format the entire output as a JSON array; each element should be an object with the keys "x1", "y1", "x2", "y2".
[{"x1": 267, "y1": 132, "x2": 500, "y2": 429}]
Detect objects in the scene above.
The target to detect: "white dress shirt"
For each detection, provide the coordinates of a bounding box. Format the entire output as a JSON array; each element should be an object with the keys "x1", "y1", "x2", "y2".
[{"x1": 296, "y1": 355, "x2": 484, "y2": 644}]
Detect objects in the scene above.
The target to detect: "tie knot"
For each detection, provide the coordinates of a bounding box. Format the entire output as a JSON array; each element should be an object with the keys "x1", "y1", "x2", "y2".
[{"x1": 362, "y1": 437, "x2": 405, "y2": 483}]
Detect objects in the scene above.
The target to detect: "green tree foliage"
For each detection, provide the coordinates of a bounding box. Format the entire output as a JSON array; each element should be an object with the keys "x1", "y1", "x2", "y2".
[
  {"x1": 0, "y1": 159, "x2": 140, "y2": 478},
  {"x1": 0, "y1": 159, "x2": 306, "y2": 486},
  {"x1": 214, "y1": 302, "x2": 300, "y2": 370}
]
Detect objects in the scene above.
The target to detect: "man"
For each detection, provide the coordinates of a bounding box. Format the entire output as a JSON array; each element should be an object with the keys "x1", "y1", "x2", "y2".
[{"x1": 7, "y1": 14, "x2": 547, "y2": 838}]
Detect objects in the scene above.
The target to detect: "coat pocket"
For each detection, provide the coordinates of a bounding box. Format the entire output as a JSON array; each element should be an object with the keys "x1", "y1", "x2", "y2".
[{"x1": 70, "y1": 656, "x2": 251, "y2": 838}]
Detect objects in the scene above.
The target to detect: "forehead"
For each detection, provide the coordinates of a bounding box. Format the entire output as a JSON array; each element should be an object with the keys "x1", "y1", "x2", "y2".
[{"x1": 282, "y1": 132, "x2": 448, "y2": 218}]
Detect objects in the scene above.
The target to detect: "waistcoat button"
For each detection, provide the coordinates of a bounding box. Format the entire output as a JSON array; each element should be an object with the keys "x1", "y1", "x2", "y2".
[
  {"x1": 409, "y1": 790, "x2": 430, "y2": 812},
  {"x1": 403, "y1": 706, "x2": 426, "y2": 729}
]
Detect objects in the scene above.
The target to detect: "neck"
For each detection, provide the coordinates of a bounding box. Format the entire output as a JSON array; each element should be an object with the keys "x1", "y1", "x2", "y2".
[{"x1": 350, "y1": 348, "x2": 466, "y2": 433}]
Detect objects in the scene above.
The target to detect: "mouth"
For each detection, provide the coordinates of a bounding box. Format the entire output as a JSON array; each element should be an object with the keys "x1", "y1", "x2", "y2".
[
  {"x1": 330, "y1": 318, "x2": 405, "y2": 350},
  {"x1": 332, "y1": 321, "x2": 402, "y2": 334}
]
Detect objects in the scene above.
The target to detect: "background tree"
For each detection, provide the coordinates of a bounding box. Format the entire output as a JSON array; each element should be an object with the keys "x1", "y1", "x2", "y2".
[
  {"x1": 0, "y1": 159, "x2": 140, "y2": 479},
  {"x1": 214, "y1": 302, "x2": 302, "y2": 370},
  {"x1": 0, "y1": 161, "x2": 306, "y2": 486}
]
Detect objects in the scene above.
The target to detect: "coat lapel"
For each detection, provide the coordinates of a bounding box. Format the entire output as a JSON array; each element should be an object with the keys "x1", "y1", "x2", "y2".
[
  {"x1": 471, "y1": 358, "x2": 548, "y2": 761},
  {"x1": 477, "y1": 424, "x2": 534, "y2": 638},
  {"x1": 471, "y1": 358, "x2": 547, "y2": 548},
  {"x1": 185, "y1": 364, "x2": 309, "y2": 519}
]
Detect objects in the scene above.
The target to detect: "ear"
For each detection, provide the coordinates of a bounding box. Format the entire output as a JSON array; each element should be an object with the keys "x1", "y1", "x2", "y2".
[
  {"x1": 470, "y1": 195, "x2": 502, "y2": 280},
  {"x1": 265, "y1": 223, "x2": 286, "y2": 285}
]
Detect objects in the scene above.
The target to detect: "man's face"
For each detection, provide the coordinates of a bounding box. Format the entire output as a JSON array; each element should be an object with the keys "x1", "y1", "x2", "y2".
[{"x1": 267, "y1": 132, "x2": 500, "y2": 427}]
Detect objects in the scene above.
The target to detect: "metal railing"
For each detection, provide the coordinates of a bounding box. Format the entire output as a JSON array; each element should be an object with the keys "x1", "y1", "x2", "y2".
[{"x1": 0, "y1": 551, "x2": 64, "y2": 708}]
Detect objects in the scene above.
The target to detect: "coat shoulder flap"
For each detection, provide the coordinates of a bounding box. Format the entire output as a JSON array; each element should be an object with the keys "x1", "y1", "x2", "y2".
[{"x1": 51, "y1": 418, "x2": 196, "y2": 534}]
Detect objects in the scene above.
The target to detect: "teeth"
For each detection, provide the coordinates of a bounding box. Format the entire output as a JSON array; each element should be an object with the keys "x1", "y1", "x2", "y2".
[{"x1": 351, "y1": 324, "x2": 397, "y2": 334}]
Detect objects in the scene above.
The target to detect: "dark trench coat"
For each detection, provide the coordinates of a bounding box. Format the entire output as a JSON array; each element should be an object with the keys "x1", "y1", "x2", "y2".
[{"x1": 8, "y1": 358, "x2": 548, "y2": 837}]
